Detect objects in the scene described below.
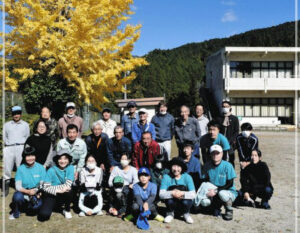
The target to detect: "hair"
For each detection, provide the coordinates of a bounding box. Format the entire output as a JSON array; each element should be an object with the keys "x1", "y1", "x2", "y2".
[
  {"x1": 91, "y1": 121, "x2": 103, "y2": 130},
  {"x1": 66, "y1": 124, "x2": 78, "y2": 133},
  {"x1": 114, "y1": 125, "x2": 124, "y2": 133},
  {"x1": 41, "y1": 106, "x2": 52, "y2": 113},
  {"x1": 207, "y1": 120, "x2": 221, "y2": 130},
  {"x1": 241, "y1": 122, "x2": 253, "y2": 131},
  {"x1": 195, "y1": 103, "x2": 205, "y2": 109},
  {"x1": 180, "y1": 105, "x2": 190, "y2": 112},
  {"x1": 85, "y1": 154, "x2": 97, "y2": 164},
  {"x1": 158, "y1": 100, "x2": 167, "y2": 108},
  {"x1": 142, "y1": 131, "x2": 152, "y2": 138},
  {"x1": 33, "y1": 119, "x2": 49, "y2": 134},
  {"x1": 252, "y1": 149, "x2": 262, "y2": 157},
  {"x1": 120, "y1": 151, "x2": 131, "y2": 160},
  {"x1": 222, "y1": 100, "x2": 231, "y2": 106}
]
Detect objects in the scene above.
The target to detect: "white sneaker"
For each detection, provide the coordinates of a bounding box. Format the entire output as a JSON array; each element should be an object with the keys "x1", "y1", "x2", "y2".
[
  {"x1": 63, "y1": 210, "x2": 72, "y2": 219},
  {"x1": 96, "y1": 211, "x2": 103, "y2": 216},
  {"x1": 78, "y1": 211, "x2": 85, "y2": 217},
  {"x1": 183, "y1": 214, "x2": 194, "y2": 224},
  {"x1": 164, "y1": 215, "x2": 174, "y2": 223},
  {"x1": 9, "y1": 214, "x2": 16, "y2": 220}
]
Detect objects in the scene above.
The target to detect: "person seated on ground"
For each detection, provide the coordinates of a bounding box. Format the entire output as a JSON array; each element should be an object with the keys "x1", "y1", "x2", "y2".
[
  {"x1": 132, "y1": 108, "x2": 156, "y2": 144},
  {"x1": 132, "y1": 132, "x2": 165, "y2": 170},
  {"x1": 130, "y1": 167, "x2": 164, "y2": 226},
  {"x1": 9, "y1": 146, "x2": 46, "y2": 220},
  {"x1": 181, "y1": 141, "x2": 202, "y2": 190},
  {"x1": 25, "y1": 119, "x2": 53, "y2": 169},
  {"x1": 38, "y1": 150, "x2": 74, "y2": 220},
  {"x1": 150, "y1": 154, "x2": 169, "y2": 190},
  {"x1": 57, "y1": 124, "x2": 87, "y2": 180},
  {"x1": 200, "y1": 120, "x2": 230, "y2": 164},
  {"x1": 78, "y1": 154, "x2": 104, "y2": 217},
  {"x1": 107, "y1": 126, "x2": 132, "y2": 171},
  {"x1": 199, "y1": 145, "x2": 237, "y2": 221},
  {"x1": 108, "y1": 152, "x2": 139, "y2": 218},
  {"x1": 240, "y1": 149, "x2": 273, "y2": 209},
  {"x1": 236, "y1": 122, "x2": 259, "y2": 170},
  {"x1": 159, "y1": 157, "x2": 196, "y2": 224},
  {"x1": 98, "y1": 108, "x2": 117, "y2": 139}
]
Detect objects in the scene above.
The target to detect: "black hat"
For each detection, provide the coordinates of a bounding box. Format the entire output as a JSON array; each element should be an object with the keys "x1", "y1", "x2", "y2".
[
  {"x1": 22, "y1": 145, "x2": 36, "y2": 158},
  {"x1": 53, "y1": 149, "x2": 73, "y2": 166},
  {"x1": 102, "y1": 108, "x2": 111, "y2": 114},
  {"x1": 127, "y1": 101, "x2": 137, "y2": 108},
  {"x1": 169, "y1": 157, "x2": 187, "y2": 173}
]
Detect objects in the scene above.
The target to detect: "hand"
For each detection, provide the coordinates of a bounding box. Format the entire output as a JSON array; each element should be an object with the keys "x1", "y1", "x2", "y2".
[
  {"x1": 129, "y1": 184, "x2": 133, "y2": 189},
  {"x1": 100, "y1": 164, "x2": 105, "y2": 171},
  {"x1": 110, "y1": 166, "x2": 115, "y2": 173},
  {"x1": 178, "y1": 191, "x2": 185, "y2": 199},
  {"x1": 86, "y1": 211, "x2": 93, "y2": 216},
  {"x1": 109, "y1": 208, "x2": 118, "y2": 216},
  {"x1": 27, "y1": 189, "x2": 37, "y2": 196},
  {"x1": 75, "y1": 172, "x2": 78, "y2": 180},
  {"x1": 143, "y1": 202, "x2": 149, "y2": 211},
  {"x1": 206, "y1": 189, "x2": 217, "y2": 197},
  {"x1": 244, "y1": 192, "x2": 250, "y2": 200},
  {"x1": 172, "y1": 189, "x2": 181, "y2": 199}
]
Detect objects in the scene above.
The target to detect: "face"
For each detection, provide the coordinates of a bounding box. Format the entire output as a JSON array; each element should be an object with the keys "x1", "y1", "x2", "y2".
[
  {"x1": 183, "y1": 146, "x2": 193, "y2": 157},
  {"x1": 195, "y1": 105, "x2": 204, "y2": 117},
  {"x1": 25, "y1": 155, "x2": 36, "y2": 166},
  {"x1": 139, "y1": 175, "x2": 150, "y2": 185},
  {"x1": 159, "y1": 105, "x2": 167, "y2": 113},
  {"x1": 114, "y1": 128, "x2": 124, "y2": 140},
  {"x1": 102, "y1": 112, "x2": 111, "y2": 120},
  {"x1": 58, "y1": 155, "x2": 70, "y2": 169},
  {"x1": 12, "y1": 113, "x2": 21, "y2": 122},
  {"x1": 37, "y1": 121, "x2": 47, "y2": 134},
  {"x1": 171, "y1": 165, "x2": 182, "y2": 176},
  {"x1": 209, "y1": 126, "x2": 219, "y2": 139},
  {"x1": 139, "y1": 113, "x2": 147, "y2": 121},
  {"x1": 222, "y1": 102, "x2": 231, "y2": 108},
  {"x1": 67, "y1": 107, "x2": 76, "y2": 115},
  {"x1": 211, "y1": 151, "x2": 223, "y2": 164},
  {"x1": 87, "y1": 156, "x2": 96, "y2": 164},
  {"x1": 180, "y1": 106, "x2": 189, "y2": 120},
  {"x1": 41, "y1": 107, "x2": 51, "y2": 120},
  {"x1": 142, "y1": 133, "x2": 152, "y2": 147},
  {"x1": 251, "y1": 151, "x2": 260, "y2": 164},
  {"x1": 128, "y1": 106, "x2": 136, "y2": 114},
  {"x1": 67, "y1": 128, "x2": 78, "y2": 140},
  {"x1": 92, "y1": 124, "x2": 102, "y2": 137}
]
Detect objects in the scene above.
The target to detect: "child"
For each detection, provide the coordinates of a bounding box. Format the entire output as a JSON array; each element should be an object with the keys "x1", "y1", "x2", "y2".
[
  {"x1": 132, "y1": 167, "x2": 164, "y2": 227},
  {"x1": 78, "y1": 154, "x2": 104, "y2": 216},
  {"x1": 150, "y1": 154, "x2": 169, "y2": 188},
  {"x1": 240, "y1": 149, "x2": 273, "y2": 209}
]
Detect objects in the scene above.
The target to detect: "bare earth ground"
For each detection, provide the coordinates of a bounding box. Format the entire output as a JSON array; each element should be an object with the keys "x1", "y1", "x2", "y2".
[{"x1": 1, "y1": 131, "x2": 300, "y2": 233}]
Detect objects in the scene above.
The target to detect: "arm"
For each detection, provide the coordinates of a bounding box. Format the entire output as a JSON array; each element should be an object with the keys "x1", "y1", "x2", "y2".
[
  {"x1": 91, "y1": 191, "x2": 103, "y2": 214},
  {"x1": 132, "y1": 168, "x2": 139, "y2": 185},
  {"x1": 171, "y1": 116, "x2": 175, "y2": 138},
  {"x1": 131, "y1": 124, "x2": 138, "y2": 144},
  {"x1": 132, "y1": 144, "x2": 139, "y2": 169},
  {"x1": 106, "y1": 139, "x2": 117, "y2": 166},
  {"x1": 134, "y1": 195, "x2": 144, "y2": 207},
  {"x1": 194, "y1": 119, "x2": 201, "y2": 142},
  {"x1": 236, "y1": 136, "x2": 245, "y2": 161},
  {"x1": 150, "y1": 124, "x2": 156, "y2": 141},
  {"x1": 216, "y1": 179, "x2": 234, "y2": 191},
  {"x1": 184, "y1": 190, "x2": 196, "y2": 199},
  {"x1": 77, "y1": 142, "x2": 87, "y2": 172},
  {"x1": 78, "y1": 192, "x2": 93, "y2": 213},
  {"x1": 108, "y1": 168, "x2": 116, "y2": 187},
  {"x1": 159, "y1": 175, "x2": 172, "y2": 199},
  {"x1": 43, "y1": 180, "x2": 72, "y2": 195}
]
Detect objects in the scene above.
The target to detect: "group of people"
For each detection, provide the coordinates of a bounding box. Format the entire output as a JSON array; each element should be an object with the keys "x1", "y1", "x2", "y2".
[{"x1": 2, "y1": 99, "x2": 273, "y2": 229}]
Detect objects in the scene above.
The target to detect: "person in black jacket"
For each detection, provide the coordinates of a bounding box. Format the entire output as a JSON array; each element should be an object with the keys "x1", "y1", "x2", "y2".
[
  {"x1": 240, "y1": 149, "x2": 273, "y2": 209},
  {"x1": 217, "y1": 100, "x2": 239, "y2": 168}
]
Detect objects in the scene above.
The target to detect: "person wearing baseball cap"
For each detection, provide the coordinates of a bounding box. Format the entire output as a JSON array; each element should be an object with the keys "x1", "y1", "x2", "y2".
[
  {"x1": 98, "y1": 108, "x2": 117, "y2": 139},
  {"x1": 9, "y1": 145, "x2": 46, "y2": 220},
  {"x1": 159, "y1": 157, "x2": 196, "y2": 224},
  {"x1": 131, "y1": 108, "x2": 156, "y2": 144},
  {"x1": 3, "y1": 105, "x2": 30, "y2": 197},
  {"x1": 58, "y1": 102, "x2": 83, "y2": 138},
  {"x1": 199, "y1": 144, "x2": 237, "y2": 221},
  {"x1": 121, "y1": 100, "x2": 139, "y2": 140}
]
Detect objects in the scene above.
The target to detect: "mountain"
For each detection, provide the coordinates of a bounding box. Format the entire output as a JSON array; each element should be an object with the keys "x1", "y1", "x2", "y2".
[{"x1": 128, "y1": 21, "x2": 299, "y2": 115}]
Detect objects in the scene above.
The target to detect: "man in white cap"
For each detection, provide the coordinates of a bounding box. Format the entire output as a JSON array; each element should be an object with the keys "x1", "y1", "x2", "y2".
[
  {"x1": 58, "y1": 102, "x2": 83, "y2": 138},
  {"x1": 131, "y1": 108, "x2": 156, "y2": 144},
  {"x1": 2, "y1": 106, "x2": 30, "y2": 196},
  {"x1": 199, "y1": 144, "x2": 237, "y2": 221}
]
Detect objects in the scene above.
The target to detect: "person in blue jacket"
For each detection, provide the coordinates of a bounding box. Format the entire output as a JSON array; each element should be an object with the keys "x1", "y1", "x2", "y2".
[
  {"x1": 121, "y1": 101, "x2": 139, "y2": 140},
  {"x1": 38, "y1": 149, "x2": 75, "y2": 221},
  {"x1": 9, "y1": 145, "x2": 46, "y2": 220},
  {"x1": 106, "y1": 126, "x2": 132, "y2": 171},
  {"x1": 132, "y1": 108, "x2": 156, "y2": 144}
]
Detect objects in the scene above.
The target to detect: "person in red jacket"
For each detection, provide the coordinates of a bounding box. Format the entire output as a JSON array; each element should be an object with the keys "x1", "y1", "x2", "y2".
[{"x1": 132, "y1": 132, "x2": 166, "y2": 170}]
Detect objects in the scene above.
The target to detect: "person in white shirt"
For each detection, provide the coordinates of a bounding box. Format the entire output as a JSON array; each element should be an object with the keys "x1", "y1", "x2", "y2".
[
  {"x1": 195, "y1": 103, "x2": 209, "y2": 137},
  {"x1": 98, "y1": 108, "x2": 117, "y2": 139}
]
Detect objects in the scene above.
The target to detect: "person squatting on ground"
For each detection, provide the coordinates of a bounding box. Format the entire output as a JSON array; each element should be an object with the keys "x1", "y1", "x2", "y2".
[
  {"x1": 38, "y1": 150, "x2": 74, "y2": 221},
  {"x1": 9, "y1": 146, "x2": 46, "y2": 220},
  {"x1": 3, "y1": 106, "x2": 30, "y2": 197},
  {"x1": 78, "y1": 154, "x2": 104, "y2": 217},
  {"x1": 199, "y1": 145, "x2": 237, "y2": 221},
  {"x1": 240, "y1": 149, "x2": 273, "y2": 209},
  {"x1": 159, "y1": 157, "x2": 196, "y2": 224}
]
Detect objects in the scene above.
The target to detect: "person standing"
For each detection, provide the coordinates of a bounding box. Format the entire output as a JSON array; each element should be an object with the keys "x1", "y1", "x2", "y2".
[
  {"x1": 195, "y1": 103, "x2": 209, "y2": 137},
  {"x1": 58, "y1": 102, "x2": 84, "y2": 138},
  {"x1": 121, "y1": 101, "x2": 139, "y2": 141},
  {"x1": 98, "y1": 108, "x2": 117, "y2": 139},
  {"x1": 151, "y1": 101, "x2": 174, "y2": 160},
  {"x1": 3, "y1": 106, "x2": 30, "y2": 197}
]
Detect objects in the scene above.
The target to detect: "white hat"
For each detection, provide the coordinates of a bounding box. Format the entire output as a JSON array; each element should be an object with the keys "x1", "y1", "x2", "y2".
[
  {"x1": 66, "y1": 102, "x2": 76, "y2": 108},
  {"x1": 138, "y1": 108, "x2": 148, "y2": 114},
  {"x1": 210, "y1": 144, "x2": 223, "y2": 153}
]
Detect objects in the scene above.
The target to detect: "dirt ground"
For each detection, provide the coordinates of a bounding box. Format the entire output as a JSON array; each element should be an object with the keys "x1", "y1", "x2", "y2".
[{"x1": 1, "y1": 131, "x2": 300, "y2": 233}]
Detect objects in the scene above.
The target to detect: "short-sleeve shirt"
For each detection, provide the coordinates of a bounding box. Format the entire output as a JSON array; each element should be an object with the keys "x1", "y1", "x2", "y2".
[
  {"x1": 15, "y1": 162, "x2": 46, "y2": 189},
  {"x1": 133, "y1": 182, "x2": 157, "y2": 201},
  {"x1": 213, "y1": 134, "x2": 230, "y2": 151},
  {"x1": 160, "y1": 173, "x2": 195, "y2": 191},
  {"x1": 45, "y1": 165, "x2": 75, "y2": 185},
  {"x1": 203, "y1": 160, "x2": 237, "y2": 197}
]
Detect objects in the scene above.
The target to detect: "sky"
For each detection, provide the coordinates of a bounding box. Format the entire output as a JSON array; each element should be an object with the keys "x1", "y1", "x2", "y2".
[{"x1": 127, "y1": 0, "x2": 297, "y2": 56}]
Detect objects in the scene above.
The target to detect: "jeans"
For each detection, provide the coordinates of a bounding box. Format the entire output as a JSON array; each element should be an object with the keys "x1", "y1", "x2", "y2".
[
  {"x1": 165, "y1": 198, "x2": 193, "y2": 216},
  {"x1": 11, "y1": 191, "x2": 41, "y2": 218},
  {"x1": 200, "y1": 190, "x2": 236, "y2": 207}
]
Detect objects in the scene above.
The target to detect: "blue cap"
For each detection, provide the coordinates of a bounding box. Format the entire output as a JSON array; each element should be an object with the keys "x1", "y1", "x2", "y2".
[
  {"x1": 11, "y1": 106, "x2": 22, "y2": 112},
  {"x1": 138, "y1": 167, "x2": 150, "y2": 176}
]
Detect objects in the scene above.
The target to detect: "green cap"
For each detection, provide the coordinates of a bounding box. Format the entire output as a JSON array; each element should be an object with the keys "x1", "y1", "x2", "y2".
[{"x1": 113, "y1": 176, "x2": 124, "y2": 184}]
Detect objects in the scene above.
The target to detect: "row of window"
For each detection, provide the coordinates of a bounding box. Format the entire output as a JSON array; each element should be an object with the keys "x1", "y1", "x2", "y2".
[{"x1": 230, "y1": 61, "x2": 294, "y2": 78}]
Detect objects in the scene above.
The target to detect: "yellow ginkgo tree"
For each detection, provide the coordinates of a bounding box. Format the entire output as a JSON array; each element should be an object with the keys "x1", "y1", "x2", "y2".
[{"x1": 1, "y1": 0, "x2": 147, "y2": 109}]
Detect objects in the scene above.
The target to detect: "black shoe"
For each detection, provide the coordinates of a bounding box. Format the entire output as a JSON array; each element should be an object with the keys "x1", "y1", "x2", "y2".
[
  {"x1": 213, "y1": 208, "x2": 221, "y2": 218},
  {"x1": 2, "y1": 180, "x2": 10, "y2": 197},
  {"x1": 261, "y1": 202, "x2": 271, "y2": 209},
  {"x1": 224, "y1": 200, "x2": 233, "y2": 221}
]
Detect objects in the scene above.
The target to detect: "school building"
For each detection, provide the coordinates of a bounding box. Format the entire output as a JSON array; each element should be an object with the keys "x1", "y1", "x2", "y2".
[{"x1": 204, "y1": 47, "x2": 300, "y2": 127}]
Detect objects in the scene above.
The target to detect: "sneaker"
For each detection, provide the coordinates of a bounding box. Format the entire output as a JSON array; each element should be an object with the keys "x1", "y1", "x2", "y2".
[
  {"x1": 183, "y1": 214, "x2": 194, "y2": 224},
  {"x1": 63, "y1": 210, "x2": 72, "y2": 219},
  {"x1": 123, "y1": 214, "x2": 134, "y2": 222},
  {"x1": 164, "y1": 215, "x2": 174, "y2": 223},
  {"x1": 78, "y1": 211, "x2": 85, "y2": 217},
  {"x1": 97, "y1": 211, "x2": 103, "y2": 216},
  {"x1": 261, "y1": 202, "x2": 271, "y2": 209},
  {"x1": 224, "y1": 200, "x2": 233, "y2": 221},
  {"x1": 9, "y1": 214, "x2": 16, "y2": 220},
  {"x1": 154, "y1": 214, "x2": 164, "y2": 222}
]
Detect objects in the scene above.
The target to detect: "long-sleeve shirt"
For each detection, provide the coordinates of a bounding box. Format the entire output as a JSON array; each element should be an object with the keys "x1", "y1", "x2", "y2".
[
  {"x1": 98, "y1": 119, "x2": 117, "y2": 139},
  {"x1": 106, "y1": 136, "x2": 132, "y2": 167},
  {"x1": 132, "y1": 122, "x2": 156, "y2": 144},
  {"x1": 121, "y1": 113, "x2": 140, "y2": 138},
  {"x1": 85, "y1": 133, "x2": 109, "y2": 167},
  {"x1": 108, "y1": 166, "x2": 139, "y2": 187},
  {"x1": 79, "y1": 167, "x2": 103, "y2": 192},
  {"x1": 217, "y1": 115, "x2": 239, "y2": 146},
  {"x1": 151, "y1": 113, "x2": 174, "y2": 142},
  {"x1": 58, "y1": 114, "x2": 83, "y2": 138},
  {"x1": 133, "y1": 182, "x2": 157, "y2": 207},
  {"x1": 4, "y1": 120, "x2": 30, "y2": 145},
  {"x1": 236, "y1": 133, "x2": 259, "y2": 162},
  {"x1": 174, "y1": 117, "x2": 201, "y2": 146},
  {"x1": 196, "y1": 115, "x2": 209, "y2": 137},
  {"x1": 78, "y1": 190, "x2": 103, "y2": 214}
]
